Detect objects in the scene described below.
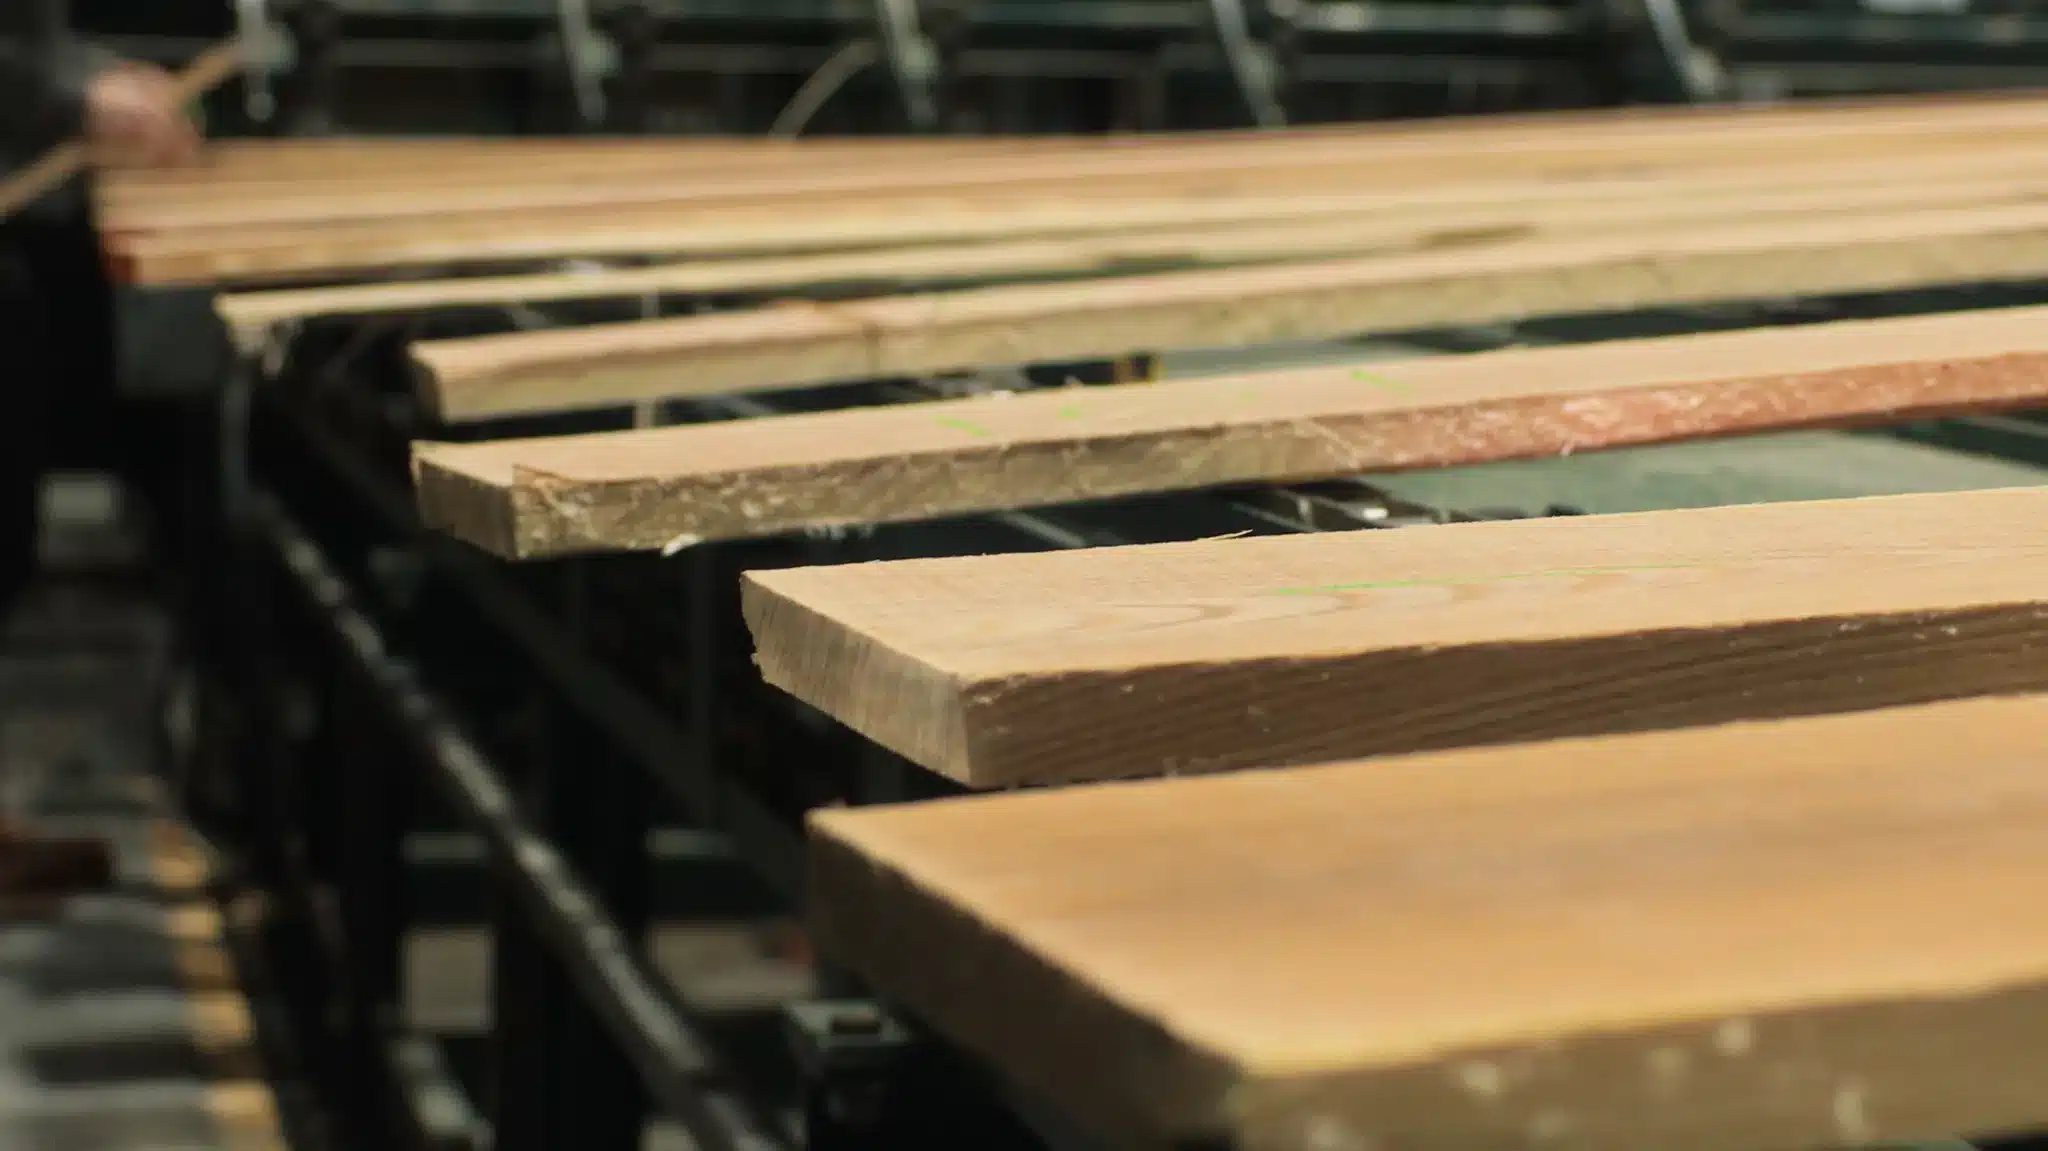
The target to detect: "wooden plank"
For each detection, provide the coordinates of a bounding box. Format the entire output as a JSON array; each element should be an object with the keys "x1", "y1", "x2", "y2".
[
  {"x1": 412, "y1": 198, "x2": 2048, "y2": 422},
  {"x1": 216, "y1": 158, "x2": 2048, "y2": 339},
  {"x1": 108, "y1": 104, "x2": 2048, "y2": 284},
  {"x1": 101, "y1": 91, "x2": 2048, "y2": 233},
  {"x1": 143, "y1": 143, "x2": 2048, "y2": 287},
  {"x1": 742, "y1": 485, "x2": 2048, "y2": 787},
  {"x1": 415, "y1": 303, "x2": 2048, "y2": 559},
  {"x1": 222, "y1": 162, "x2": 2048, "y2": 343},
  {"x1": 808, "y1": 693, "x2": 2048, "y2": 1151}
]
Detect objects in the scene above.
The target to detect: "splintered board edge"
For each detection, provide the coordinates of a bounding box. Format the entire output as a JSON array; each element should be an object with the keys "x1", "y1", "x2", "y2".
[
  {"x1": 808, "y1": 693, "x2": 2048, "y2": 1151},
  {"x1": 741, "y1": 486, "x2": 2048, "y2": 788},
  {"x1": 408, "y1": 199, "x2": 2048, "y2": 421},
  {"x1": 413, "y1": 303, "x2": 2048, "y2": 560}
]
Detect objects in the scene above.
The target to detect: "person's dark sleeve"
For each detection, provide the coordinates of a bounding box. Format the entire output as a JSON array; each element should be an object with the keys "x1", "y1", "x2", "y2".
[{"x1": 0, "y1": 39, "x2": 114, "y2": 154}]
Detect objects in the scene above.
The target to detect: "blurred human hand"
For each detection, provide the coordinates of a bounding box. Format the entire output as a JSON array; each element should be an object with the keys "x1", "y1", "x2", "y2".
[{"x1": 85, "y1": 62, "x2": 200, "y2": 168}]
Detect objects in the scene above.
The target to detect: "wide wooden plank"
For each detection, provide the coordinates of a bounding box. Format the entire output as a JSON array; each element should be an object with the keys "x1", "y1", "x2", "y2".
[
  {"x1": 412, "y1": 198, "x2": 2048, "y2": 421},
  {"x1": 743, "y1": 485, "x2": 2048, "y2": 787},
  {"x1": 809, "y1": 693, "x2": 2048, "y2": 1151},
  {"x1": 415, "y1": 304, "x2": 2048, "y2": 559}
]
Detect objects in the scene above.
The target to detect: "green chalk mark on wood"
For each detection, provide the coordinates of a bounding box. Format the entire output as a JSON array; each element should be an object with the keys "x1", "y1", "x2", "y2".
[
  {"x1": 1056, "y1": 406, "x2": 1086, "y2": 420},
  {"x1": 1269, "y1": 563, "x2": 1696, "y2": 597},
  {"x1": 937, "y1": 416, "x2": 995, "y2": 438}
]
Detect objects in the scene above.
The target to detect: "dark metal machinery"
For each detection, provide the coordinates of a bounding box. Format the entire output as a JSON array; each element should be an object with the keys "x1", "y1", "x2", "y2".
[
  {"x1": 80, "y1": 0, "x2": 2048, "y2": 138},
  {"x1": 64, "y1": 3, "x2": 2048, "y2": 1150}
]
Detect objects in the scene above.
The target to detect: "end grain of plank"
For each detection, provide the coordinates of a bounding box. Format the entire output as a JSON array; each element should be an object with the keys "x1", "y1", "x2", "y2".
[
  {"x1": 743, "y1": 485, "x2": 2048, "y2": 787},
  {"x1": 808, "y1": 693, "x2": 2048, "y2": 1151},
  {"x1": 414, "y1": 303, "x2": 2048, "y2": 559}
]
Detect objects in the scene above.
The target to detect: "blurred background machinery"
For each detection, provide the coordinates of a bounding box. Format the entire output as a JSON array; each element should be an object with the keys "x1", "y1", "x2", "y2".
[{"x1": 75, "y1": 0, "x2": 2048, "y2": 140}]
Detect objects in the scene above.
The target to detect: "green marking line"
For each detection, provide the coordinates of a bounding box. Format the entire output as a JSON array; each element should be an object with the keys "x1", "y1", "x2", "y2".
[
  {"x1": 1268, "y1": 563, "x2": 1696, "y2": 597},
  {"x1": 1056, "y1": 406, "x2": 1085, "y2": 420},
  {"x1": 936, "y1": 416, "x2": 995, "y2": 438}
]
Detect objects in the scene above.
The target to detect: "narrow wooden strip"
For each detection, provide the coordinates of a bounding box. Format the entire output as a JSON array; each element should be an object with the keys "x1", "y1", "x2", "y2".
[
  {"x1": 220, "y1": 160, "x2": 2048, "y2": 340},
  {"x1": 744, "y1": 485, "x2": 2048, "y2": 787},
  {"x1": 809, "y1": 693, "x2": 2048, "y2": 1151},
  {"x1": 415, "y1": 304, "x2": 2048, "y2": 560},
  {"x1": 413, "y1": 198, "x2": 2048, "y2": 422}
]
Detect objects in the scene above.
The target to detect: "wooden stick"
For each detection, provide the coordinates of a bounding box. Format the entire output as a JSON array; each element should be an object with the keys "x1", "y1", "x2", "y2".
[
  {"x1": 742, "y1": 484, "x2": 2048, "y2": 787},
  {"x1": 0, "y1": 39, "x2": 243, "y2": 221},
  {"x1": 809, "y1": 692, "x2": 2048, "y2": 1151},
  {"x1": 416, "y1": 303, "x2": 2048, "y2": 560},
  {"x1": 409, "y1": 197, "x2": 2048, "y2": 422}
]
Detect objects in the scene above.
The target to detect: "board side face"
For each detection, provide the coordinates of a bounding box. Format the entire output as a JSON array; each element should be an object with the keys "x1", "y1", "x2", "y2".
[{"x1": 808, "y1": 695, "x2": 2048, "y2": 1151}]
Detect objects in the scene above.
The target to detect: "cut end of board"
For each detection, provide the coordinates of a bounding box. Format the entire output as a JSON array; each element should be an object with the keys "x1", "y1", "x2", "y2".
[
  {"x1": 742, "y1": 568, "x2": 982, "y2": 781},
  {"x1": 412, "y1": 443, "x2": 532, "y2": 560}
]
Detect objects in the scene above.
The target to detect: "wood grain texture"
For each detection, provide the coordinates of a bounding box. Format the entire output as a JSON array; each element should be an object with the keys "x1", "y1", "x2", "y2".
[
  {"x1": 744, "y1": 485, "x2": 2048, "y2": 787},
  {"x1": 100, "y1": 91, "x2": 2048, "y2": 285},
  {"x1": 99, "y1": 89, "x2": 2048, "y2": 233},
  {"x1": 416, "y1": 304, "x2": 2048, "y2": 559},
  {"x1": 808, "y1": 693, "x2": 2048, "y2": 1151},
  {"x1": 218, "y1": 158, "x2": 2048, "y2": 341},
  {"x1": 412, "y1": 198, "x2": 2048, "y2": 421},
  {"x1": 185, "y1": 145, "x2": 2048, "y2": 301}
]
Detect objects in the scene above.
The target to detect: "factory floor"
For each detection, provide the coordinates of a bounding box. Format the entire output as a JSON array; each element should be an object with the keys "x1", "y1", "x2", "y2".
[{"x1": 0, "y1": 473, "x2": 287, "y2": 1151}]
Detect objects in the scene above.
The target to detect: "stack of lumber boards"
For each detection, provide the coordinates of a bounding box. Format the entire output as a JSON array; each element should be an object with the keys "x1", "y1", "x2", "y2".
[
  {"x1": 117, "y1": 92, "x2": 2048, "y2": 1151},
  {"x1": 754, "y1": 486, "x2": 2048, "y2": 1151},
  {"x1": 93, "y1": 88, "x2": 2048, "y2": 428},
  {"x1": 415, "y1": 304, "x2": 2048, "y2": 558}
]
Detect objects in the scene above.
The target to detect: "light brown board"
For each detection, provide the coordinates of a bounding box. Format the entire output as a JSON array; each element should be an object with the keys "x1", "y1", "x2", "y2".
[
  {"x1": 416, "y1": 304, "x2": 2048, "y2": 559},
  {"x1": 743, "y1": 485, "x2": 2048, "y2": 787},
  {"x1": 411, "y1": 199, "x2": 2048, "y2": 422},
  {"x1": 809, "y1": 693, "x2": 2048, "y2": 1151},
  {"x1": 220, "y1": 158, "x2": 2048, "y2": 342},
  {"x1": 101, "y1": 91, "x2": 2048, "y2": 234},
  {"x1": 103, "y1": 93, "x2": 2048, "y2": 285}
]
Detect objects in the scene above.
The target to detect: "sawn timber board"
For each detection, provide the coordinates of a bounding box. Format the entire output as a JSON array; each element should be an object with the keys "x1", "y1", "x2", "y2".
[
  {"x1": 742, "y1": 485, "x2": 2048, "y2": 787},
  {"x1": 100, "y1": 91, "x2": 2048, "y2": 234},
  {"x1": 104, "y1": 97, "x2": 2048, "y2": 285},
  {"x1": 221, "y1": 159, "x2": 2048, "y2": 342},
  {"x1": 414, "y1": 304, "x2": 2048, "y2": 559},
  {"x1": 807, "y1": 693, "x2": 2048, "y2": 1151},
  {"x1": 410, "y1": 199, "x2": 2048, "y2": 422}
]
